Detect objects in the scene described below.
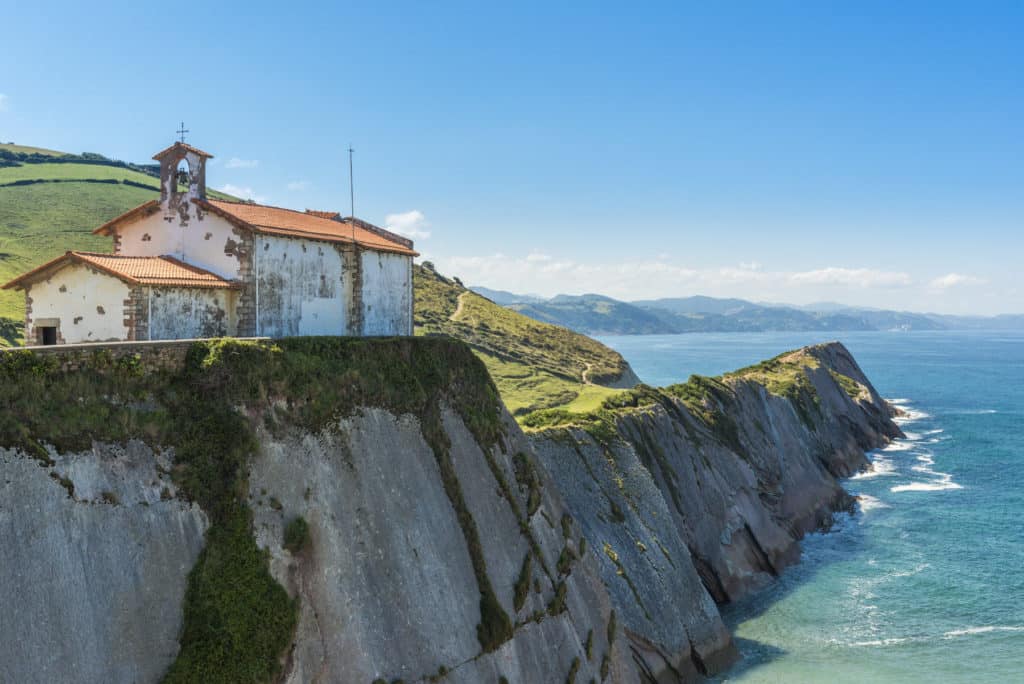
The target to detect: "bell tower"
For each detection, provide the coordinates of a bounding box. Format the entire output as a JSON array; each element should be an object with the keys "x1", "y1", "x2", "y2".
[{"x1": 152, "y1": 140, "x2": 214, "y2": 221}]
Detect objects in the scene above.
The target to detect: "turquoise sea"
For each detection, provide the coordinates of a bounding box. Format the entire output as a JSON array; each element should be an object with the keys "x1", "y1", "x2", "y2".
[{"x1": 596, "y1": 331, "x2": 1024, "y2": 683}]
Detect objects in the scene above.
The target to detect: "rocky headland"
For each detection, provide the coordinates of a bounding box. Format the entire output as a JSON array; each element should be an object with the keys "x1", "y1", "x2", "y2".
[{"x1": 0, "y1": 337, "x2": 900, "y2": 683}]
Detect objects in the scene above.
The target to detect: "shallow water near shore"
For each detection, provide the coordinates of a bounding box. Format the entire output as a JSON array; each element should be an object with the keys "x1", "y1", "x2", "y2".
[{"x1": 596, "y1": 330, "x2": 1024, "y2": 683}]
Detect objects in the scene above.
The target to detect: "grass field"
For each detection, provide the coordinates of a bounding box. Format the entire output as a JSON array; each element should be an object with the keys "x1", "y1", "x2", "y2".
[
  {"x1": 0, "y1": 182, "x2": 154, "y2": 323},
  {"x1": 414, "y1": 264, "x2": 630, "y2": 414},
  {"x1": 0, "y1": 162, "x2": 163, "y2": 186}
]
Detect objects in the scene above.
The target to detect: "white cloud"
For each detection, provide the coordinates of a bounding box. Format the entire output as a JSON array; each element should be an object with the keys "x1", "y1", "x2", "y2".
[
  {"x1": 526, "y1": 252, "x2": 552, "y2": 262},
  {"x1": 929, "y1": 273, "x2": 986, "y2": 290},
  {"x1": 0, "y1": 94, "x2": 8, "y2": 112},
  {"x1": 385, "y1": 210, "x2": 432, "y2": 239},
  {"x1": 788, "y1": 267, "x2": 913, "y2": 288},
  {"x1": 286, "y1": 180, "x2": 310, "y2": 191},
  {"x1": 225, "y1": 157, "x2": 259, "y2": 169},
  {"x1": 218, "y1": 184, "x2": 266, "y2": 203}
]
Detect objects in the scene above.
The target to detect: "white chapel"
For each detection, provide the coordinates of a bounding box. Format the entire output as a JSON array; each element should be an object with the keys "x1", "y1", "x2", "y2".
[{"x1": 3, "y1": 141, "x2": 417, "y2": 345}]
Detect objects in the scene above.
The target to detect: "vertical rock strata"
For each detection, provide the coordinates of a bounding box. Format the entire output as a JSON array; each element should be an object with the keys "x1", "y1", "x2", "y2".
[
  {"x1": 0, "y1": 339, "x2": 899, "y2": 683},
  {"x1": 529, "y1": 342, "x2": 902, "y2": 678}
]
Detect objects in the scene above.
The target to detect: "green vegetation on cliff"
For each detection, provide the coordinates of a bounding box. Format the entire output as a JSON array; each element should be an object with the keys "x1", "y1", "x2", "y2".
[
  {"x1": 520, "y1": 344, "x2": 863, "y2": 450},
  {"x1": 415, "y1": 264, "x2": 631, "y2": 414},
  {"x1": 0, "y1": 336, "x2": 514, "y2": 679}
]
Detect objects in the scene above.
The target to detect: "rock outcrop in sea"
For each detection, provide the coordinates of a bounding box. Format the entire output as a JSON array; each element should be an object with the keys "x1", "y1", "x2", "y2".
[{"x1": 0, "y1": 338, "x2": 899, "y2": 683}]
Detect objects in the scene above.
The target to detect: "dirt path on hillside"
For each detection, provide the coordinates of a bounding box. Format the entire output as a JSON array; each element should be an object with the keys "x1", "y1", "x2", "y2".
[
  {"x1": 582, "y1": 362, "x2": 593, "y2": 384},
  {"x1": 449, "y1": 292, "x2": 468, "y2": 321}
]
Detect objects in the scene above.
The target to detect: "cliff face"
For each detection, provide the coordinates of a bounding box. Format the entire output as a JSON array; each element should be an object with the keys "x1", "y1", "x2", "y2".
[
  {"x1": 0, "y1": 338, "x2": 898, "y2": 683},
  {"x1": 0, "y1": 443, "x2": 206, "y2": 683},
  {"x1": 248, "y1": 407, "x2": 629, "y2": 683},
  {"x1": 529, "y1": 342, "x2": 902, "y2": 678}
]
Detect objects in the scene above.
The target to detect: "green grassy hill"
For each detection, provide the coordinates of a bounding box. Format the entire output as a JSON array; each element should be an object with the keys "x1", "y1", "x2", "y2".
[
  {"x1": 0, "y1": 143, "x2": 66, "y2": 156},
  {"x1": 415, "y1": 264, "x2": 634, "y2": 415},
  {"x1": 0, "y1": 144, "x2": 237, "y2": 342}
]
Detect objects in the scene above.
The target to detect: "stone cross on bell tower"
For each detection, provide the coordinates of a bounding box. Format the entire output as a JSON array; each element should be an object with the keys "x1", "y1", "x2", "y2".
[{"x1": 152, "y1": 140, "x2": 214, "y2": 221}]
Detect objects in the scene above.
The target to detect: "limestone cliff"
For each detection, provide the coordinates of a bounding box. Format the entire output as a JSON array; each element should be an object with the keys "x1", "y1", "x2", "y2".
[
  {"x1": 0, "y1": 338, "x2": 898, "y2": 683},
  {"x1": 527, "y1": 342, "x2": 902, "y2": 678}
]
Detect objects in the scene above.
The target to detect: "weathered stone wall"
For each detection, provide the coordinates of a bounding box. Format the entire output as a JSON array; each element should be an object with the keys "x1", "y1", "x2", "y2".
[
  {"x1": 254, "y1": 233, "x2": 352, "y2": 337},
  {"x1": 158, "y1": 148, "x2": 208, "y2": 220},
  {"x1": 90, "y1": 200, "x2": 413, "y2": 340},
  {"x1": 360, "y1": 250, "x2": 413, "y2": 335},
  {"x1": 147, "y1": 287, "x2": 237, "y2": 340},
  {"x1": 0, "y1": 338, "x2": 258, "y2": 372},
  {"x1": 115, "y1": 209, "x2": 244, "y2": 280},
  {"x1": 233, "y1": 228, "x2": 258, "y2": 336},
  {"x1": 24, "y1": 263, "x2": 131, "y2": 344}
]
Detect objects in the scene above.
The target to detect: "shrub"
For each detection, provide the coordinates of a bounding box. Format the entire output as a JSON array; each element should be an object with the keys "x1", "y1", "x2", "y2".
[{"x1": 283, "y1": 516, "x2": 309, "y2": 553}]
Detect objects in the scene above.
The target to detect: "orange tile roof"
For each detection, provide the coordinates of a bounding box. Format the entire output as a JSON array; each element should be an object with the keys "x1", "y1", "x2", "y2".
[
  {"x1": 2, "y1": 252, "x2": 237, "y2": 290},
  {"x1": 93, "y1": 200, "x2": 160, "y2": 236},
  {"x1": 200, "y1": 200, "x2": 418, "y2": 256},
  {"x1": 152, "y1": 141, "x2": 214, "y2": 160}
]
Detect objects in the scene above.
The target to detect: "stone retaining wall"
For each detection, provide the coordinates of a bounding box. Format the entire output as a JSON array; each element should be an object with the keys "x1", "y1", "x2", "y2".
[{"x1": 0, "y1": 337, "x2": 270, "y2": 374}]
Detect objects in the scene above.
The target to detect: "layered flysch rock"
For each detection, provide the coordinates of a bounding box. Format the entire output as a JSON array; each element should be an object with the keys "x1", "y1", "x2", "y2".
[
  {"x1": 530, "y1": 342, "x2": 902, "y2": 678},
  {"x1": 0, "y1": 443, "x2": 207, "y2": 683},
  {"x1": 0, "y1": 338, "x2": 898, "y2": 683},
  {"x1": 249, "y1": 407, "x2": 628, "y2": 683}
]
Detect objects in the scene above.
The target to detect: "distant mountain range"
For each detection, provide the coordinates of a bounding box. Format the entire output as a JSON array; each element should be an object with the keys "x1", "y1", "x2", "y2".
[{"x1": 468, "y1": 288, "x2": 1024, "y2": 335}]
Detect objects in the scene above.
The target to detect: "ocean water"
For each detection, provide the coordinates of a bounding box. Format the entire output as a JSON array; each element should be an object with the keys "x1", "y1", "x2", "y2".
[{"x1": 595, "y1": 331, "x2": 1024, "y2": 683}]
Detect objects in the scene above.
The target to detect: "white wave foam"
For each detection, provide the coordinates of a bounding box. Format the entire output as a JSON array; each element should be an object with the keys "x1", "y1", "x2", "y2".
[
  {"x1": 891, "y1": 472, "x2": 962, "y2": 492},
  {"x1": 943, "y1": 625, "x2": 1024, "y2": 638},
  {"x1": 894, "y1": 408, "x2": 930, "y2": 424},
  {"x1": 856, "y1": 494, "x2": 890, "y2": 513},
  {"x1": 851, "y1": 454, "x2": 897, "y2": 479},
  {"x1": 891, "y1": 447, "x2": 961, "y2": 491},
  {"x1": 843, "y1": 626, "x2": 1024, "y2": 648},
  {"x1": 846, "y1": 636, "x2": 912, "y2": 648},
  {"x1": 887, "y1": 562, "x2": 930, "y2": 579},
  {"x1": 887, "y1": 398, "x2": 911, "y2": 405},
  {"x1": 878, "y1": 440, "x2": 916, "y2": 453},
  {"x1": 910, "y1": 454, "x2": 936, "y2": 472}
]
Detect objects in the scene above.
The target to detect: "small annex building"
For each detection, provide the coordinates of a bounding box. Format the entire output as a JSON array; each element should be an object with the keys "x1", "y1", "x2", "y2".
[{"x1": 3, "y1": 141, "x2": 417, "y2": 345}]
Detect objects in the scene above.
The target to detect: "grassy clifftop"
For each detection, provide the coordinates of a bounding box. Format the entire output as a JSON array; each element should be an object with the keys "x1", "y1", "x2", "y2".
[
  {"x1": 415, "y1": 264, "x2": 635, "y2": 415},
  {"x1": 520, "y1": 343, "x2": 867, "y2": 445}
]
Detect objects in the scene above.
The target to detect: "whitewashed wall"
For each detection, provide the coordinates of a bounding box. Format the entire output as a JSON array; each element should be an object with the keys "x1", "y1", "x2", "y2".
[
  {"x1": 116, "y1": 211, "x2": 243, "y2": 280},
  {"x1": 254, "y1": 234, "x2": 350, "y2": 337},
  {"x1": 361, "y1": 252, "x2": 413, "y2": 336},
  {"x1": 26, "y1": 264, "x2": 129, "y2": 343},
  {"x1": 148, "y1": 288, "x2": 237, "y2": 340}
]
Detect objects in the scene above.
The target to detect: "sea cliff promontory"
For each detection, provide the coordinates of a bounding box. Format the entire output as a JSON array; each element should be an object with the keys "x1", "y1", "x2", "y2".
[{"x1": 0, "y1": 337, "x2": 899, "y2": 682}]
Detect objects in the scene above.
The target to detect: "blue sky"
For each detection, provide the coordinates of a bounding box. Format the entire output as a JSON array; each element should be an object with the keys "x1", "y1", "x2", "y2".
[{"x1": 2, "y1": 1, "x2": 1021, "y2": 314}]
